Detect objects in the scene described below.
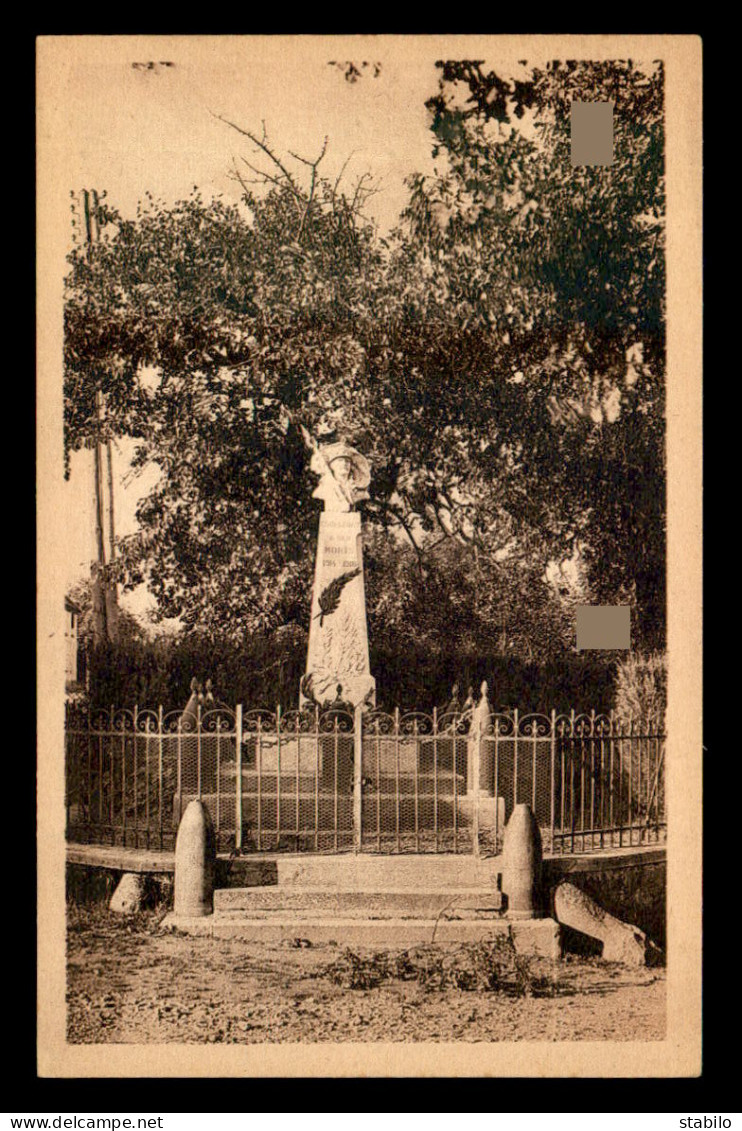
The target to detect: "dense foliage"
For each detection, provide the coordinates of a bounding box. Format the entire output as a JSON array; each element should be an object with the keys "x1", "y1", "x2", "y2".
[
  {"x1": 65, "y1": 59, "x2": 666, "y2": 684},
  {"x1": 84, "y1": 632, "x2": 617, "y2": 716},
  {"x1": 613, "y1": 651, "x2": 667, "y2": 730}
]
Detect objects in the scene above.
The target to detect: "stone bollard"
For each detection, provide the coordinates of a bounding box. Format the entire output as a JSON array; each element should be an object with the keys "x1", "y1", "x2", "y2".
[
  {"x1": 553, "y1": 881, "x2": 654, "y2": 966},
  {"x1": 174, "y1": 799, "x2": 215, "y2": 918},
  {"x1": 501, "y1": 803, "x2": 543, "y2": 919},
  {"x1": 109, "y1": 872, "x2": 145, "y2": 914}
]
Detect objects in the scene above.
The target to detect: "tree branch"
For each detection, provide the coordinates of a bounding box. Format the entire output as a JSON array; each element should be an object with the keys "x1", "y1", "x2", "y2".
[
  {"x1": 332, "y1": 152, "x2": 356, "y2": 203},
  {"x1": 237, "y1": 156, "x2": 304, "y2": 209},
  {"x1": 293, "y1": 138, "x2": 328, "y2": 243},
  {"x1": 366, "y1": 498, "x2": 426, "y2": 576},
  {"x1": 287, "y1": 136, "x2": 329, "y2": 169},
  {"x1": 211, "y1": 112, "x2": 304, "y2": 199}
]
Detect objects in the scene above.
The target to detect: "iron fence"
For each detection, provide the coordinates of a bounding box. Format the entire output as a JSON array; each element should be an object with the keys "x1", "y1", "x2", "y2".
[{"x1": 65, "y1": 704, "x2": 666, "y2": 855}]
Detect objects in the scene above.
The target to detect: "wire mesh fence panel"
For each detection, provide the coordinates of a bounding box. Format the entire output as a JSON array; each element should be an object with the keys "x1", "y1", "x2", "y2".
[
  {"x1": 237, "y1": 709, "x2": 355, "y2": 852},
  {"x1": 473, "y1": 714, "x2": 557, "y2": 855},
  {"x1": 65, "y1": 703, "x2": 666, "y2": 856},
  {"x1": 173, "y1": 706, "x2": 239, "y2": 854},
  {"x1": 360, "y1": 711, "x2": 474, "y2": 853}
]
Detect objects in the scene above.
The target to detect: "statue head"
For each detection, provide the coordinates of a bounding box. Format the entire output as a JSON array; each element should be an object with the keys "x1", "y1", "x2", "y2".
[{"x1": 310, "y1": 442, "x2": 371, "y2": 511}]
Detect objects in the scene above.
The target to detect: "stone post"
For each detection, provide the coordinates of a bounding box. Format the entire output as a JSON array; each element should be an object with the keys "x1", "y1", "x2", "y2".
[
  {"x1": 467, "y1": 681, "x2": 493, "y2": 795},
  {"x1": 501, "y1": 803, "x2": 543, "y2": 919},
  {"x1": 174, "y1": 799, "x2": 215, "y2": 918}
]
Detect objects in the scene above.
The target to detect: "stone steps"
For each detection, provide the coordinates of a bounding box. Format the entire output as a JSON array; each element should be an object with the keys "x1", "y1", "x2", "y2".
[
  {"x1": 220, "y1": 852, "x2": 502, "y2": 889},
  {"x1": 162, "y1": 849, "x2": 560, "y2": 955},
  {"x1": 213, "y1": 886, "x2": 504, "y2": 916},
  {"x1": 163, "y1": 911, "x2": 560, "y2": 955}
]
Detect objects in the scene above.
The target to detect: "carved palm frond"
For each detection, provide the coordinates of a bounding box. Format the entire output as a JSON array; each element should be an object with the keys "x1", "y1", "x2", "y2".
[{"x1": 316, "y1": 567, "x2": 361, "y2": 625}]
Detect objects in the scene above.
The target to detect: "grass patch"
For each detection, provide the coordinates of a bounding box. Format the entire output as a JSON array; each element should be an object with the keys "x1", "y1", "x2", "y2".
[
  {"x1": 319, "y1": 934, "x2": 561, "y2": 996},
  {"x1": 66, "y1": 901, "x2": 170, "y2": 941}
]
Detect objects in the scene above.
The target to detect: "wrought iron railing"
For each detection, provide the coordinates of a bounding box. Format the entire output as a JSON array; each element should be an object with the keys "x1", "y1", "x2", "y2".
[{"x1": 64, "y1": 704, "x2": 666, "y2": 856}]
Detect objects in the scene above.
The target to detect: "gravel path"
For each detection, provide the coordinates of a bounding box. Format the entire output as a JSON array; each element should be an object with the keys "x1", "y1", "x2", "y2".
[{"x1": 66, "y1": 906, "x2": 665, "y2": 1044}]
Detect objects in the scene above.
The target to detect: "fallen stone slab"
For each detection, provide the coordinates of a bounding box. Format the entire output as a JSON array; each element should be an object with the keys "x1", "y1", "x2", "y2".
[
  {"x1": 553, "y1": 880, "x2": 654, "y2": 965},
  {"x1": 109, "y1": 872, "x2": 145, "y2": 914}
]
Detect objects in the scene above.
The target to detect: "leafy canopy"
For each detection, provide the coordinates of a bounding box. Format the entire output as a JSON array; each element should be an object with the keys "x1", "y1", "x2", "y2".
[{"x1": 64, "y1": 60, "x2": 665, "y2": 656}]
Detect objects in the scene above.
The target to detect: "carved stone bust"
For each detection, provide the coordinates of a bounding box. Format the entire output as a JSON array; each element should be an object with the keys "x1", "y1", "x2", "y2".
[{"x1": 311, "y1": 441, "x2": 371, "y2": 511}]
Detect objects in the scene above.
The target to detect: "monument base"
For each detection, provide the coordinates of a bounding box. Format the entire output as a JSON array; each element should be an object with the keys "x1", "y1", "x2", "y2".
[{"x1": 300, "y1": 669, "x2": 376, "y2": 713}]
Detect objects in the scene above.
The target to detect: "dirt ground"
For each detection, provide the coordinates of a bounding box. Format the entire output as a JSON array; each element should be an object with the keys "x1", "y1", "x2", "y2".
[{"x1": 66, "y1": 905, "x2": 665, "y2": 1044}]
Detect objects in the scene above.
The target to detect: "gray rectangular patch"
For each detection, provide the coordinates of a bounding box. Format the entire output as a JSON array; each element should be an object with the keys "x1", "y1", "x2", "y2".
[
  {"x1": 571, "y1": 101, "x2": 614, "y2": 166},
  {"x1": 575, "y1": 605, "x2": 631, "y2": 650}
]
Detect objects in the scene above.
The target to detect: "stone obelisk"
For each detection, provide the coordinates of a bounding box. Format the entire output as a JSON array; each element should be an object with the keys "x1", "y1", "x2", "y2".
[{"x1": 301, "y1": 438, "x2": 376, "y2": 711}]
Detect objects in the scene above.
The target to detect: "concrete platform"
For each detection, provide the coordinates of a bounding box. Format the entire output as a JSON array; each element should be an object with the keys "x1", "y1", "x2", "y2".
[
  {"x1": 161, "y1": 910, "x2": 561, "y2": 957},
  {"x1": 67, "y1": 843, "x2": 665, "y2": 881},
  {"x1": 66, "y1": 844, "x2": 175, "y2": 873}
]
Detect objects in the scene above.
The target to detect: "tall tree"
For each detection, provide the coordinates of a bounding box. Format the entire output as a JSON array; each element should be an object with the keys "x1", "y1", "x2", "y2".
[
  {"x1": 399, "y1": 58, "x2": 666, "y2": 647},
  {"x1": 64, "y1": 61, "x2": 666, "y2": 655}
]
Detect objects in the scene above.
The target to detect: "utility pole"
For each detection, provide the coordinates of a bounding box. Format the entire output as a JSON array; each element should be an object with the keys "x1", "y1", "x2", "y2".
[
  {"x1": 91, "y1": 387, "x2": 108, "y2": 645},
  {"x1": 83, "y1": 188, "x2": 117, "y2": 644},
  {"x1": 105, "y1": 411, "x2": 119, "y2": 639}
]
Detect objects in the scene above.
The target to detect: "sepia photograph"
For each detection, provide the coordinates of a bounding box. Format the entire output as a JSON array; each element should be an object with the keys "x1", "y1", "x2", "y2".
[{"x1": 36, "y1": 34, "x2": 702, "y2": 1077}]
